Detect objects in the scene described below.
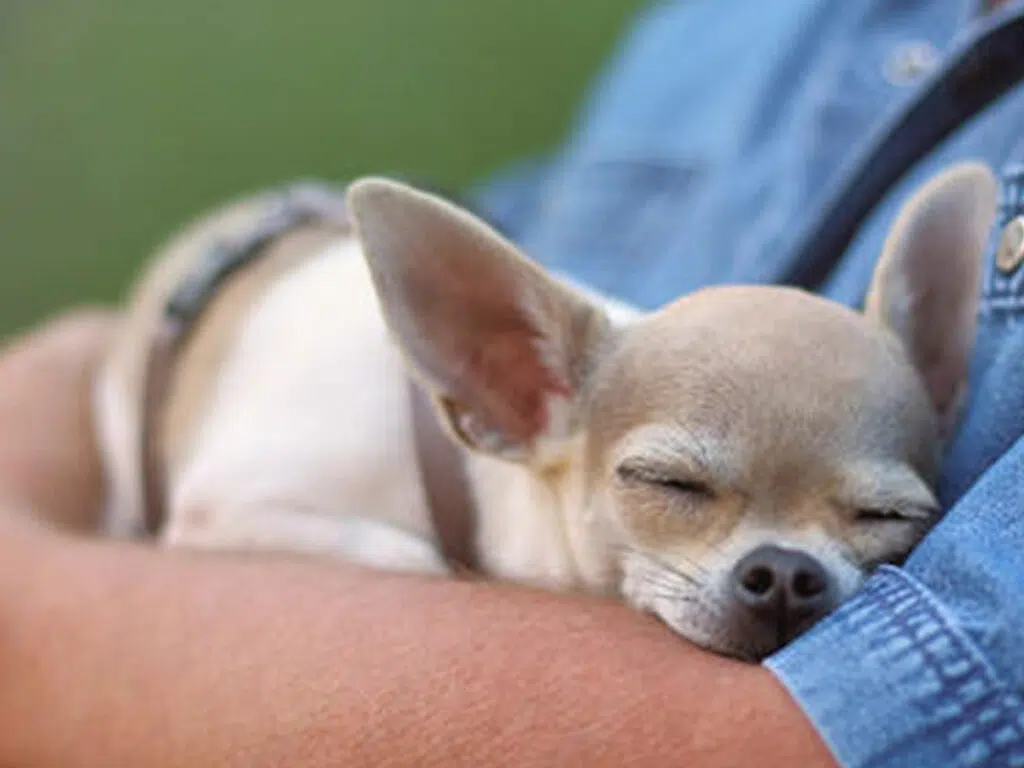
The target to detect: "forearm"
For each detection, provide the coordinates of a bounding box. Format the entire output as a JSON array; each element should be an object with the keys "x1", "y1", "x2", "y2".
[
  {"x1": 0, "y1": 310, "x2": 112, "y2": 531},
  {"x1": 0, "y1": 310, "x2": 834, "y2": 767},
  {"x1": 0, "y1": 521, "x2": 834, "y2": 768}
]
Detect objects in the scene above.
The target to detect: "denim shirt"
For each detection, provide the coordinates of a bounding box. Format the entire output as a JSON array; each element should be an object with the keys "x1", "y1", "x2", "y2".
[{"x1": 472, "y1": 1, "x2": 1024, "y2": 765}]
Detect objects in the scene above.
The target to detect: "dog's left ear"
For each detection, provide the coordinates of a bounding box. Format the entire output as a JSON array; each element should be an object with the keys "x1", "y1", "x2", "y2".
[
  {"x1": 347, "y1": 177, "x2": 611, "y2": 463},
  {"x1": 865, "y1": 162, "x2": 998, "y2": 432}
]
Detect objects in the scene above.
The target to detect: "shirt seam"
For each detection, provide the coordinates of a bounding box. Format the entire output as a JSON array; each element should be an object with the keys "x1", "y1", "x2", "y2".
[
  {"x1": 876, "y1": 566, "x2": 1024, "y2": 766},
  {"x1": 767, "y1": 566, "x2": 1024, "y2": 767}
]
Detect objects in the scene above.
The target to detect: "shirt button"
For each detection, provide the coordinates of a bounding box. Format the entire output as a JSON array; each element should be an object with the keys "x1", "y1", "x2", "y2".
[
  {"x1": 884, "y1": 42, "x2": 939, "y2": 86},
  {"x1": 996, "y1": 216, "x2": 1024, "y2": 274}
]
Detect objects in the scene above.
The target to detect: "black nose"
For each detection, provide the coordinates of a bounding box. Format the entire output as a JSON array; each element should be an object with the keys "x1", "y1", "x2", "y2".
[{"x1": 731, "y1": 545, "x2": 833, "y2": 635}]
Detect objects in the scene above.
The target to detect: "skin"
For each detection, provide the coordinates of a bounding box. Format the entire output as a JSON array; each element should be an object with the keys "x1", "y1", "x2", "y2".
[{"x1": 0, "y1": 309, "x2": 837, "y2": 768}]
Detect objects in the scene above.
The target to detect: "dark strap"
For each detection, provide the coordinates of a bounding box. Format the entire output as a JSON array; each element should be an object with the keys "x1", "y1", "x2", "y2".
[
  {"x1": 140, "y1": 316, "x2": 186, "y2": 536},
  {"x1": 140, "y1": 181, "x2": 351, "y2": 536},
  {"x1": 782, "y1": 6, "x2": 1024, "y2": 292},
  {"x1": 140, "y1": 179, "x2": 480, "y2": 574},
  {"x1": 407, "y1": 378, "x2": 479, "y2": 573}
]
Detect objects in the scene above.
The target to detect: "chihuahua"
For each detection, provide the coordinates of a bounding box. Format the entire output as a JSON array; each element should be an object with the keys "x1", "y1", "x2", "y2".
[{"x1": 95, "y1": 162, "x2": 997, "y2": 660}]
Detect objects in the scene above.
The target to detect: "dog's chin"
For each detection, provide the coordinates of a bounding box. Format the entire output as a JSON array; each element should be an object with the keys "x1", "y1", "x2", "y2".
[
  {"x1": 618, "y1": 552, "x2": 845, "y2": 661},
  {"x1": 656, "y1": 616, "x2": 768, "y2": 663},
  {"x1": 644, "y1": 604, "x2": 829, "y2": 663}
]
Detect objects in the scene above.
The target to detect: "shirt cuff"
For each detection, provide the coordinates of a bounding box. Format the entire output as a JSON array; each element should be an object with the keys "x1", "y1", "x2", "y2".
[{"x1": 765, "y1": 566, "x2": 1024, "y2": 768}]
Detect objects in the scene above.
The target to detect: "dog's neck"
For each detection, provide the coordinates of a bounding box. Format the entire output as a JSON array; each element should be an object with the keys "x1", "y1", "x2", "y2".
[
  {"x1": 461, "y1": 440, "x2": 615, "y2": 593},
  {"x1": 459, "y1": 281, "x2": 639, "y2": 592}
]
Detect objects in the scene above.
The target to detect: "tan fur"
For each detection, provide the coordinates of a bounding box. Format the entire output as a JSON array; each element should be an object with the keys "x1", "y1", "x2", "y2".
[{"x1": 864, "y1": 163, "x2": 997, "y2": 426}]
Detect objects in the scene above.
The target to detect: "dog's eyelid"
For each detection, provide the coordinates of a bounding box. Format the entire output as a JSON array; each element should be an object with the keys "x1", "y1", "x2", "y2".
[
  {"x1": 842, "y1": 497, "x2": 937, "y2": 521},
  {"x1": 894, "y1": 500, "x2": 939, "y2": 519},
  {"x1": 614, "y1": 461, "x2": 712, "y2": 494},
  {"x1": 854, "y1": 504, "x2": 932, "y2": 521},
  {"x1": 613, "y1": 424, "x2": 731, "y2": 480},
  {"x1": 835, "y1": 464, "x2": 938, "y2": 518}
]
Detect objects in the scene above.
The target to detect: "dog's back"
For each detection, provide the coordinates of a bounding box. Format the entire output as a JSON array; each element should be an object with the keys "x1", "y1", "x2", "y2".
[{"x1": 95, "y1": 190, "x2": 441, "y2": 567}]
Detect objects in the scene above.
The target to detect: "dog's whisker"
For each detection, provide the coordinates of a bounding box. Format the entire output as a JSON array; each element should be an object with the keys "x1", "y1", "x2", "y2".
[
  {"x1": 646, "y1": 590, "x2": 701, "y2": 604},
  {"x1": 647, "y1": 571, "x2": 705, "y2": 590},
  {"x1": 639, "y1": 570, "x2": 700, "y2": 591},
  {"x1": 641, "y1": 577, "x2": 694, "y2": 593},
  {"x1": 673, "y1": 550, "x2": 711, "y2": 578},
  {"x1": 646, "y1": 555, "x2": 706, "y2": 588},
  {"x1": 643, "y1": 579, "x2": 706, "y2": 604}
]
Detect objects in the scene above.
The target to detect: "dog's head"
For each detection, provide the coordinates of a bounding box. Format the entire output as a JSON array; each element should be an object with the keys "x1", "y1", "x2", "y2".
[{"x1": 347, "y1": 163, "x2": 997, "y2": 660}]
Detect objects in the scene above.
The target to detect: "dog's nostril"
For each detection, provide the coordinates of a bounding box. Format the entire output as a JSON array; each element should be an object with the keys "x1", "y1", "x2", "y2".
[
  {"x1": 792, "y1": 568, "x2": 825, "y2": 599},
  {"x1": 733, "y1": 545, "x2": 832, "y2": 614},
  {"x1": 742, "y1": 565, "x2": 775, "y2": 596}
]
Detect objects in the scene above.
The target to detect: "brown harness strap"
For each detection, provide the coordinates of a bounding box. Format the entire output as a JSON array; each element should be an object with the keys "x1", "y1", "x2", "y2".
[
  {"x1": 140, "y1": 180, "x2": 480, "y2": 572},
  {"x1": 141, "y1": 182, "x2": 354, "y2": 536},
  {"x1": 141, "y1": 315, "x2": 186, "y2": 536},
  {"x1": 407, "y1": 379, "x2": 479, "y2": 573}
]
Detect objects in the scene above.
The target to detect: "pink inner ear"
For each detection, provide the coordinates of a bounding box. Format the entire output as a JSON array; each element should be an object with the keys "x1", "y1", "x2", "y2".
[
  {"x1": 463, "y1": 327, "x2": 571, "y2": 444},
  {"x1": 918, "y1": 343, "x2": 967, "y2": 421}
]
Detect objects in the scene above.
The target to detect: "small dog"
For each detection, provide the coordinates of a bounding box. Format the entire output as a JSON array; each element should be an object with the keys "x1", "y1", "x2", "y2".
[{"x1": 95, "y1": 162, "x2": 996, "y2": 660}]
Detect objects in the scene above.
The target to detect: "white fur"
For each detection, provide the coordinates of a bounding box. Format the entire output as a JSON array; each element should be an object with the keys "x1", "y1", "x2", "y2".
[{"x1": 99, "y1": 235, "x2": 638, "y2": 587}]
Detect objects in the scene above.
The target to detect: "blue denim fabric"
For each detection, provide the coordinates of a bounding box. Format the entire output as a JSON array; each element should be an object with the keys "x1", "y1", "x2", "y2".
[{"x1": 472, "y1": 1, "x2": 1024, "y2": 766}]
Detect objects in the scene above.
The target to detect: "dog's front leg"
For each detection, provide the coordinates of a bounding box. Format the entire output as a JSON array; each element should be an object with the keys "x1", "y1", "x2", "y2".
[{"x1": 163, "y1": 505, "x2": 452, "y2": 576}]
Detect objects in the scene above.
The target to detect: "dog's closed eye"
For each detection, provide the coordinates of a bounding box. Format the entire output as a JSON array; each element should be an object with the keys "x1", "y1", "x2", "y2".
[
  {"x1": 854, "y1": 507, "x2": 920, "y2": 522},
  {"x1": 615, "y1": 463, "x2": 714, "y2": 498},
  {"x1": 836, "y1": 463, "x2": 939, "y2": 526},
  {"x1": 853, "y1": 504, "x2": 935, "y2": 523}
]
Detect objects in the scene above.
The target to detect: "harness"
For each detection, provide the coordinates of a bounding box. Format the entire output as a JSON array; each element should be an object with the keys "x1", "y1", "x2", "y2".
[{"x1": 139, "y1": 181, "x2": 478, "y2": 572}]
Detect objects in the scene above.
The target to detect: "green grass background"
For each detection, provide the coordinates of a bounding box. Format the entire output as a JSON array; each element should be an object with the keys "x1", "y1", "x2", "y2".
[{"x1": 0, "y1": 0, "x2": 645, "y2": 335}]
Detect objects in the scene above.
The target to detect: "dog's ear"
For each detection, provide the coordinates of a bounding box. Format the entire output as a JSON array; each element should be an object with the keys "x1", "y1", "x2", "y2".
[
  {"x1": 347, "y1": 177, "x2": 611, "y2": 462},
  {"x1": 865, "y1": 162, "x2": 998, "y2": 432}
]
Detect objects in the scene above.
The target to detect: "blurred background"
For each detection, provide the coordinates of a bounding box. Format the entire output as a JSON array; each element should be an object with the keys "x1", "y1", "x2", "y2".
[{"x1": 0, "y1": 0, "x2": 645, "y2": 335}]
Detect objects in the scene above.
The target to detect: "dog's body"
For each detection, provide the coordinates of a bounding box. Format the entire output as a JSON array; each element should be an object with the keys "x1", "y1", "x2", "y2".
[
  {"x1": 96, "y1": 164, "x2": 998, "y2": 659},
  {"x1": 97, "y1": 190, "x2": 636, "y2": 585}
]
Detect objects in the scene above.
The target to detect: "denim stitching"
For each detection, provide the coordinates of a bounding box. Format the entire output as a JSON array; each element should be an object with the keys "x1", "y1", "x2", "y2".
[{"x1": 870, "y1": 567, "x2": 1024, "y2": 766}]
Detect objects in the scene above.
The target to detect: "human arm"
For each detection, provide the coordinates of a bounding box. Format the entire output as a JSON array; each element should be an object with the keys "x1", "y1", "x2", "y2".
[
  {"x1": 0, "y1": 310, "x2": 113, "y2": 531},
  {"x1": 0, "y1": 311, "x2": 836, "y2": 768}
]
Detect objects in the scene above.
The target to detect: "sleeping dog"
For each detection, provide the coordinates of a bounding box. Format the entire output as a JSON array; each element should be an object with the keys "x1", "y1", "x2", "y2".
[{"x1": 94, "y1": 162, "x2": 996, "y2": 660}]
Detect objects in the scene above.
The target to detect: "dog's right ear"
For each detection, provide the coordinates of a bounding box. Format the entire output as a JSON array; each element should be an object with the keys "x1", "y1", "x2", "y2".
[
  {"x1": 347, "y1": 177, "x2": 611, "y2": 464},
  {"x1": 865, "y1": 162, "x2": 998, "y2": 434}
]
